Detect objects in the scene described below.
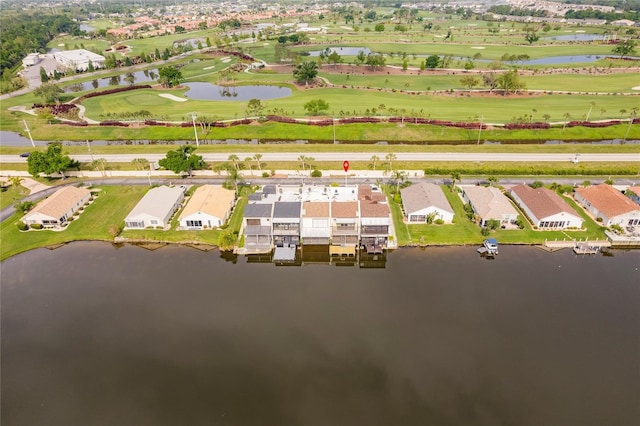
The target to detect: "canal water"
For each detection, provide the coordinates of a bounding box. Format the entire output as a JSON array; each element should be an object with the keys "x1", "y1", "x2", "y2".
[{"x1": 1, "y1": 242, "x2": 639, "y2": 425}]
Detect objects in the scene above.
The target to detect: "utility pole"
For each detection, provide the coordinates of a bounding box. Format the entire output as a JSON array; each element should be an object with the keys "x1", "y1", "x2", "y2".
[
  {"x1": 191, "y1": 113, "x2": 199, "y2": 147},
  {"x1": 23, "y1": 120, "x2": 35, "y2": 148}
]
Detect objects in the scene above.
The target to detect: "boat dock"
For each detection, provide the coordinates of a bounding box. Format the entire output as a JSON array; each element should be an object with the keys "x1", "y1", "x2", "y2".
[{"x1": 573, "y1": 243, "x2": 600, "y2": 255}]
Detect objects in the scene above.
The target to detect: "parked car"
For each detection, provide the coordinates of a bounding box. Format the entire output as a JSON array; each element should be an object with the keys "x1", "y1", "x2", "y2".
[{"x1": 19, "y1": 152, "x2": 30, "y2": 158}]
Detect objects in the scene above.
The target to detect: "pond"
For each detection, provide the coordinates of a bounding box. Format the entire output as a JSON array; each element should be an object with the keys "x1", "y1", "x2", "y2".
[
  {"x1": 183, "y1": 83, "x2": 292, "y2": 101},
  {"x1": 307, "y1": 47, "x2": 372, "y2": 56},
  {"x1": 62, "y1": 69, "x2": 160, "y2": 92},
  {"x1": 542, "y1": 34, "x2": 607, "y2": 42}
]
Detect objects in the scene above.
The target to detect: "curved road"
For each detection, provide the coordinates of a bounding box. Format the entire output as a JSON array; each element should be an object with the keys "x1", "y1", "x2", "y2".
[{"x1": 2, "y1": 152, "x2": 638, "y2": 163}]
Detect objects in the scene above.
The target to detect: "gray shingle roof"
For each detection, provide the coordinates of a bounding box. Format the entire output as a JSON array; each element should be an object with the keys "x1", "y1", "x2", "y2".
[
  {"x1": 273, "y1": 201, "x2": 301, "y2": 218},
  {"x1": 244, "y1": 203, "x2": 273, "y2": 218}
]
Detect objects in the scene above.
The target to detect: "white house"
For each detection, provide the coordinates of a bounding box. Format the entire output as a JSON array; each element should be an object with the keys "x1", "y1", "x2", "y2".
[
  {"x1": 459, "y1": 185, "x2": 519, "y2": 227},
  {"x1": 509, "y1": 184, "x2": 583, "y2": 229},
  {"x1": 574, "y1": 184, "x2": 640, "y2": 227},
  {"x1": 178, "y1": 185, "x2": 235, "y2": 230},
  {"x1": 124, "y1": 185, "x2": 185, "y2": 230},
  {"x1": 400, "y1": 182, "x2": 455, "y2": 223},
  {"x1": 301, "y1": 201, "x2": 331, "y2": 245},
  {"x1": 22, "y1": 186, "x2": 91, "y2": 229},
  {"x1": 52, "y1": 49, "x2": 105, "y2": 71},
  {"x1": 22, "y1": 53, "x2": 41, "y2": 67}
]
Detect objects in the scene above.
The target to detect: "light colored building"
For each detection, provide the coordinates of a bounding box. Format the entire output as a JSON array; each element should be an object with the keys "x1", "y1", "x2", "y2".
[
  {"x1": 22, "y1": 186, "x2": 91, "y2": 229},
  {"x1": 330, "y1": 201, "x2": 359, "y2": 255},
  {"x1": 52, "y1": 49, "x2": 105, "y2": 71},
  {"x1": 509, "y1": 184, "x2": 583, "y2": 229},
  {"x1": 401, "y1": 182, "x2": 454, "y2": 223},
  {"x1": 359, "y1": 184, "x2": 391, "y2": 253},
  {"x1": 574, "y1": 184, "x2": 640, "y2": 227},
  {"x1": 242, "y1": 202, "x2": 273, "y2": 250},
  {"x1": 460, "y1": 185, "x2": 519, "y2": 227},
  {"x1": 178, "y1": 185, "x2": 235, "y2": 230},
  {"x1": 22, "y1": 53, "x2": 41, "y2": 67},
  {"x1": 272, "y1": 201, "x2": 301, "y2": 247},
  {"x1": 301, "y1": 201, "x2": 331, "y2": 245},
  {"x1": 124, "y1": 185, "x2": 185, "y2": 230}
]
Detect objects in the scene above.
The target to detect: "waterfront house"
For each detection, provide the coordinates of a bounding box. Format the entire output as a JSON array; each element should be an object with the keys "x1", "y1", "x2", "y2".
[
  {"x1": 178, "y1": 185, "x2": 235, "y2": 230},
  {"x1": 400, "y1": 182, "x2": 454, "y2": 223},
  {"x1": 242, "y1": 202, "x2": 273, "y2": 251},
  {"x1": 300, "y1": 201, "x2": 331, "y2": 245},
  {"x1": 330, "y1": 201, "x2": 359, "y2": 255},
  {"x1": 508, "y1": 184, "x2": 583, "y2": 229},
  {"x1": 574, "y1": 184, "x2": 640, "y2": 227},
  {"x1": 459, "y1": 185, "x2": 519, "y2": 227},
  {"x1": 22, "y1": 186, "x2": 91, "y2": 229},
  {"x1": 124, "y1": 185, "x2": 185, "y2": 230},
  {"x1": 359, "y1": 185, "x2": 391, "y2": 253},
  {"x1": 272, "y1": 201, "x2": 301, "y2": 247}
]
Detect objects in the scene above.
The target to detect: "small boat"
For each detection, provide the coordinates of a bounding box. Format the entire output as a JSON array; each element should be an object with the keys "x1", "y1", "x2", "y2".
[{"x1": 482, "y1": 238, "x2": 499, "y2": 255}]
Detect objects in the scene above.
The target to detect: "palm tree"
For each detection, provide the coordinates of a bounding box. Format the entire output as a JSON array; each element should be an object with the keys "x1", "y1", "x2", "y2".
[
  {"x1": 298, "y1": 155, "x2": 314, "y2": 171},
  {"x1": 8, "y1": 176, "x2": 23, "y2": 187},
  {"x1": 450, "y1": 171, "x2": 460, "y2": 190},
  {"x1": 385, "y1": 153, "x2": 397, "y2": 173},
  {"x1": 228, "y1": 154, "x2": 240, "y2": 170},
  {"x1": 369, "y1": 155, "x2": 379, "y2": 171},
  {"x1": 244, "y1": 157, "x2": 253, "y2": 175},
  {"x1": 562, "y1": 113, "x2": 571, "y2": 131},
  {"x1": 487, "y1": 176, "x2": 499, "y2": 187},
  {"x1": 253, "y1": 153, "x2": 263, "y2": 172},
  {"x1": 392, "y1": 170, "x2": 407, "y2": 194}
]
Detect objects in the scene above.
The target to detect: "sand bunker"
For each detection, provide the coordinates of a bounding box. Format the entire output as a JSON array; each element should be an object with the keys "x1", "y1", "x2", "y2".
[
  {"x1": 632, "y1": 86, "x2": 640, "y2": 91},
  {"x1": 203, "y1": 65, "x2": 216, "y2": 70},
  {"x1": 159, "y1": 93, "x2": 188, "y2": 102},
  {"x1": 471, "y1": 46, "x2": 486, "y2": 49}
]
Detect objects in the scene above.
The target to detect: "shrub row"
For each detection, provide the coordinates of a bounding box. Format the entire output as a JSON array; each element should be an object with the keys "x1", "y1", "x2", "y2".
[
  {"x1": 99, "y1": 120, "x2": 129, "y2": 127},
  {"x1": 504, "y1": 122, "x2": 551, "y2": 130},
  {"x1": 565, "y1": 120, "x2": 622, "y2": 128},
  {"x1": 212, "y1": 49, "x2": 255, "y2": 62},
  {"x1": 72, "y1": 85, "x2": 152, "y2": 103},
  {"x1": 32, "y1": 103, "x2": 78, "y2": 115}
]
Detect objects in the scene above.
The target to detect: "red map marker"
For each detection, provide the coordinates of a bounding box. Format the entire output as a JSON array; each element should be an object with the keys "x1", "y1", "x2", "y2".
[{"x1": 343, "y1": 160, "x2": 350, "y2": 172}]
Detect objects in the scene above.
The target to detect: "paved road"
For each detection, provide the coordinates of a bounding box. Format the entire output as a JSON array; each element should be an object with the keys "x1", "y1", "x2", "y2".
[{"x1": 2, "y1": 152, "x2": 638, "y2": 163}]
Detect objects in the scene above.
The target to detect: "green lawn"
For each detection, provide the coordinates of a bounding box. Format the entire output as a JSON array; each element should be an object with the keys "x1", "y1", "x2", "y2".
[
  {"x1": 387, "y1": 183, "x2": 607, "y2": 246},
  {"x1": 0, "y1": 184, "x2": 29, "y2": 209},
  {"x1": 1, "y1": 185, "x2": 149, "y2": 261}
]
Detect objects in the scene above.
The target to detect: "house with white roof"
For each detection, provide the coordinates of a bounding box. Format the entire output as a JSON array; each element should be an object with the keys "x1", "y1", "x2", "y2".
[
  {"x1": 574, "y1": 184, "x2": 640, "y2": 227},
  {"x1": 124, "y1": 185, "x2": 185, "y2": 230},
  {"x1": 509, "y1": 184, "x2": 583, "y2": 229},
  {"x1": 178, "y1": 185, "x2": 235, "y2": 230},
  {"x1": 401, "y1": 182, "x2": 454, "y2": 223},
  {"x1": 459, "y1": 185, "x2": 519, "y2": 227},
  {"x1": 22, "y1": 186, "x2": 91, "y2": 229},
  {"x1": 52, "y1": 49, "x2": 105, "y2": 72}
]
